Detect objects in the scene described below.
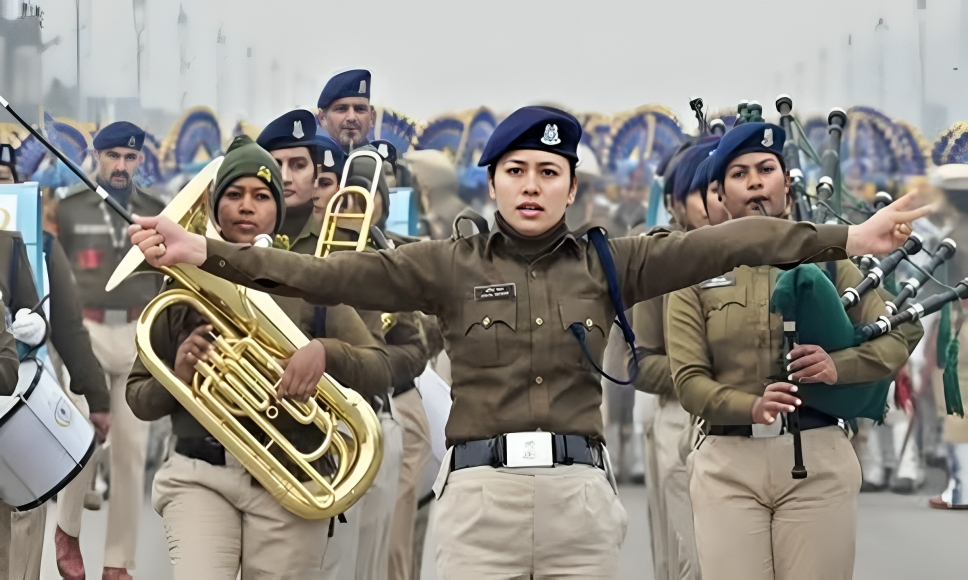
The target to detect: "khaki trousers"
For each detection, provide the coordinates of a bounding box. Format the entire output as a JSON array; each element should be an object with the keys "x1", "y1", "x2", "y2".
[
  {"x1": 433, "y1": 461, "x2": 629, "y2": 580},
  {"x1": 322, "y1": 414, "x2": 404, "y2": 580},
  {"x1": 641, "y1": 395, "x2": 669, "y2": 580},
  {"x1": 688, "y1": 426, "x2": 861, "y2": 580},
  {"x1": 59, "y1": 320, "x2": 148, "y2": 569},
  {"x1": 0, "y1": 503, "x2": 45, "y2": 580},
  {"x1": 653, "y1": 401, "x2": 700, "y2": 580},
  {"x1": 388, "y1": 389, "x2": 432, "y2": 580},
  {"x1": 152, "y1": 453, "x2": 331, "y2": 579}
]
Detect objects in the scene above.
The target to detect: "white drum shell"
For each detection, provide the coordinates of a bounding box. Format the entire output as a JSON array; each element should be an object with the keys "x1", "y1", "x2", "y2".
[{"x1": 0, "y1": 358, "x2": 95, "y2": 510}]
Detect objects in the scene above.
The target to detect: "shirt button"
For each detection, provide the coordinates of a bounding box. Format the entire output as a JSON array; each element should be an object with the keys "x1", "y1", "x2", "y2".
[
  {"x1": 536, "y1": 317, "x2": 544, "y2": 326},
  {"x1": 535, "y1": 376, "x2": 543, "y2": 384},
  {"x1": 530, "y1": 271, "x2": 537, "y2": 279},
  {"x1": 482, "y1": 316, "x2": 491, "y2": 327},
  {"x1": 585, "y1": 318, "x2": 594, "y2": 328},
  {"x1": 219, "y1": 260, "x2": 226, "y2": 267}
]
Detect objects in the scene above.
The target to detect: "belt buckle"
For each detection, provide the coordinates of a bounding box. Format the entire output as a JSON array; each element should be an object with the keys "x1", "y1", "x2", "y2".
[
  {"x1": 504, "y1": 432, "x2": 554, "y2": 468},
  {"x1": 103, "y1": 309, "x2": 128, "y2": 326},
  {"x1": 751, "y1": 420, "x2": 784, "y2": 438}
]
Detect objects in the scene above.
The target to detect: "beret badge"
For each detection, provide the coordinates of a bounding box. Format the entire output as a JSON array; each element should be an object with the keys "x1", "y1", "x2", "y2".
[
  {"x1": 541, "y1": 124, "x2": 561, "y2": 146},
  {"x1": 257, "y1": 165, "x2": 272, "y2": 183}
]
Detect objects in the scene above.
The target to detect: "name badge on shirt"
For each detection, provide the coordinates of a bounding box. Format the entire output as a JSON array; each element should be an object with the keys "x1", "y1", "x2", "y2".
[
  {"x1": 699, "y1": 274, "x2": 736, "y2": 289},
  {"x1": 475, "y1": 283, "x2": 516, "y2": 301},
  {"x1": 505, "y1": 432, "x2": 554, "y2": 468}
]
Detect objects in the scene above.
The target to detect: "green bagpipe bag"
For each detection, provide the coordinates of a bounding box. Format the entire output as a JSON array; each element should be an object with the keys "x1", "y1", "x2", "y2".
[{"x1": 770, "y1": 264, "x2": 892, "y2": 421}]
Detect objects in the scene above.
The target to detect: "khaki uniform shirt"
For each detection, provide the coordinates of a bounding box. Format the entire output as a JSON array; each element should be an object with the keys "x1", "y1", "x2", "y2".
[
  {"x1": 57, "y1": 183, "x2": 165, "y2": 309},
  {"x1": 666, "y1": 260, "x2": 923, "y2": 425},
  {"x1": 199, "y1": 215, "x2": 849, "y2": 446},
  {"x1": 0, "y1": 232, "x2": 110, "y2": 410}
]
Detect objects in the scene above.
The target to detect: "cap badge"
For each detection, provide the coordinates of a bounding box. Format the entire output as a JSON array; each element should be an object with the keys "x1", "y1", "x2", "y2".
[
  {"x1": 128, "y1": 135, "x2": 136, "y2": 148},
  {"x1": 292, "y1": 120, "x2": 305, "y2": 139},
  {"x1": 257, "y1": 165, "x2": 272, "y2": 183},
  {"x1": 541, "y1": 124, "x2": 561, "y2": 146},
  {"x1": 761, "y1": 128, "x2": 774, "y2": 148},
  {"x1": 359, "y1": 80, "x2": 367, "y2": 94},
  {"x1": 323, "y1": 150, "x2": 335, "y2": 167}
]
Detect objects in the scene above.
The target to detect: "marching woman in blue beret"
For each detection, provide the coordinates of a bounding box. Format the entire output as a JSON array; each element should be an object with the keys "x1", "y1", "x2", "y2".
[
  {"x1": 128, "y1": 106, "x2": 930, "y2": 579},
  {"x1": 665, "y1": 122, "x2": 924, "y2": 580}
]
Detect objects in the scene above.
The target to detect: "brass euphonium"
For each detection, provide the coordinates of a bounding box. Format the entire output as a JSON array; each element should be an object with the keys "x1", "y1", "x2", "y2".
[{"x1": 106, "y1": 158, "x2": 383, "y2": 520}]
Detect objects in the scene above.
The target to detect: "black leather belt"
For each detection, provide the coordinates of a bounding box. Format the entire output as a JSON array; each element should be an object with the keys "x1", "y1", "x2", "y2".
[
  {"x1": 175, "y1": 436, "x2": 226, "y2": 465},
  {"x1": 706, "y1": 406, "x2": 839, "y2": 437},
  {"x1": 452, "y1": 434, "x2": 604, "y2": 471}
]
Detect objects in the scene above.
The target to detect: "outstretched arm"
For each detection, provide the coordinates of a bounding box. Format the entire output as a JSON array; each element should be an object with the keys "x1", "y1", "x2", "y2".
[
  {"x1": 128, "y1": 215, "x2": 450, "y2": 315},
  {"x1": 614, "y1": 193, "x2": 934, "y2": 305}
]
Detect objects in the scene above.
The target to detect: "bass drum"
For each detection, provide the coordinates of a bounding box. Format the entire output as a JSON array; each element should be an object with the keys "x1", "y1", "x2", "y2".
[{"x1": 0, "y1": 356, "x2": 95, "y2": 510}]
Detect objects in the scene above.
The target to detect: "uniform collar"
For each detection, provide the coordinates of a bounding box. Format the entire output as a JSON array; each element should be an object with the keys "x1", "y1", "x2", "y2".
[{"x1": 485, "y1": 212, "x2": 580, "y2": 259}]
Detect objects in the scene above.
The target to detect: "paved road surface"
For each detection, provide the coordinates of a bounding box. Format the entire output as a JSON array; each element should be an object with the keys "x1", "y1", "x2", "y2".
[{"x1": 36, "y1": 485, "x2": 963, "y2": 579}]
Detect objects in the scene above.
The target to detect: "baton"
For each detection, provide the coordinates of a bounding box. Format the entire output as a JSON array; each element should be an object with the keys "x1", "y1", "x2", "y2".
[{"x1": 0, "y1": 95, "x2": 134, "y2": 224}]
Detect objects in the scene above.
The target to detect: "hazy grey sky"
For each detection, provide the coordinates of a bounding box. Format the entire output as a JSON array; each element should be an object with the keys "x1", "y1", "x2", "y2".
[{"x1": 28, "y1": 0, "x2": 968, "y2": 136}]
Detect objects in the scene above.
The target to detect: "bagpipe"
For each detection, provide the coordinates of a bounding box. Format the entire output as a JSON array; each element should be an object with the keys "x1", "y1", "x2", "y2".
[{"x1": 751, "y1": 96, "x2": 963, "y2": 476}]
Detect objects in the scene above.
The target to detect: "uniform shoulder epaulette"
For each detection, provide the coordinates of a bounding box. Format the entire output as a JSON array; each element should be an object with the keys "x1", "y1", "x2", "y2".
[{"x1": 60, "y1": 182, "x2": 93, "y2": 200}]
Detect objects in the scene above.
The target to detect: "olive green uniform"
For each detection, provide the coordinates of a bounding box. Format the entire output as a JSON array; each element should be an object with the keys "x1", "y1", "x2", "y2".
[
  {"x1": 194, "y1": 214, "x2": 849, "y2": 579},
  {"x1": 0, "y1": 231, "x2": 109, "y2": 580},
  {"x1": 56, "y1": 182, "x2": 165, "y2": 570},
  {"x1": 666, "y1": 260, "x2": 922, "y2": 580}
]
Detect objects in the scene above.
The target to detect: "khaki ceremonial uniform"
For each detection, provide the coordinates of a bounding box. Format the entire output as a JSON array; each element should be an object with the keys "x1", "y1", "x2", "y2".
[
  {"x1": 127, "y1": 273, "x2": 392, "y2": 580},
  {"x1": 667, "y1": 260, "x2": 921, "y2": 580},
  {"x1": 307, "y1": 224, "x2": 431, "y2": 580},
  {"x1": 194, "y1": 214, "x2": 850, "y2": 579},
  {"x1": 0, "y1": 232, "x2": 109, "y2": 580},
  {"x1": 632, "y1": 291, "x2": 700, "y2": 580},
  {"x1": 56, "y1": 182, "x2": 165, "y2": 570}
]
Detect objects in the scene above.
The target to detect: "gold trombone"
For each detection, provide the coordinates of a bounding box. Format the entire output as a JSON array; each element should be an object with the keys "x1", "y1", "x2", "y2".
[
  {"x1": 107, "y1": 159, "x2": 383, "y2": 520},
  {"x1": 315, "y1": 149, "x2": 383, "y2": 258}
]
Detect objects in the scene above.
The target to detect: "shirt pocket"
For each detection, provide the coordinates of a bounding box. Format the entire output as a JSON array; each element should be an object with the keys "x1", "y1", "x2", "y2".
[
  {"x1": 559, "y1": 298, "x2": 610, "y2": 370},
  {"x1": 462, "y1": 299, "x2": 517, "y2": 368},
  {"x1": 700, "y1": 286, "x2": 747, "y2": 342}
]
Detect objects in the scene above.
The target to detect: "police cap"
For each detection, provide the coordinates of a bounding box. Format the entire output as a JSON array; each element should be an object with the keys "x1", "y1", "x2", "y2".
[
  {"x1": 478, "y1": 106, "x2": 582, "y2": 167},
  {"x1": 257, "y1": 110, "x2": 318, "y2": 152},
  {"x1": 93, "y1": 121, "x2": 145, "y2": 151},
  {"x1": 318, "y1": 69, "x2": 371, "y2": 110},
  {"x1": 673, "y1": 137, "x2": 720, "y2": 203},
  {"x1": 708, "y1": 122, "x2": 785, "y2": 184},
  {"x1": 314, "y1": 134, "x2": 347, "y2": 177}
]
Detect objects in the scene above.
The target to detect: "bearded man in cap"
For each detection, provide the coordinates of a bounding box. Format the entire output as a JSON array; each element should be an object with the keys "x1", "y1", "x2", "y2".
[
  {"x1": 317, "y1": 69, "x2": 374, "y2": 153},
  {"x1": 54, "y1": 121, "x2": 165, "y2": 580}
]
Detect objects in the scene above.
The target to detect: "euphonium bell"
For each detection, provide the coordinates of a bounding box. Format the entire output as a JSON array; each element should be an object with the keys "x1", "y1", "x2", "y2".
[{"x1": 107, "y1": 158, "x2": 383, "y2": 520}]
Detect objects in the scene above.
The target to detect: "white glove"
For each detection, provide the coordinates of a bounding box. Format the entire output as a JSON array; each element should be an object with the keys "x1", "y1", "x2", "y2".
[{"x1": 10, "y1": 308, "x2": 47, "y2": 346}]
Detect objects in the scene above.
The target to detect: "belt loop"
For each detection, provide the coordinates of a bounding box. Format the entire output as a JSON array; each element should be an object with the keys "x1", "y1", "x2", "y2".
[
  {"x1": 561, "y1": 434, "x2": 574, "y2": 466},
  {"x1": 493, "y1": 435, "x2": 506, "y2": 468}
]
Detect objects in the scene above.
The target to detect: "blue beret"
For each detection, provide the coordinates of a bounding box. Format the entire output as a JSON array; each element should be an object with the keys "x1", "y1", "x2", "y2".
[
  {"x1": 314, "y1": 134, "x2": 347, "y2": 177},
  {"x1": 257, "y1": 110, "x2": 317, "y2": 152},
  {"x1": 371, "y1": 139, "x2": 397, "y2": 167},
  {"x1": 708, "y1": 122, "x2": 785, "y2": 184},
  {"x1": 318, "y1": 69, "x2": 371, "y2": 109},
  {"x1": 93, "y1": 121, "x2": 145, "y2": 151},
  {"x1": 673, "y1": 137, "x2": 720, "y2": 203},
  {"x1": 478, "y1": 106, "x2": 582, "y2": 167},
  {"x1": 689, "y1": 154, "x2": 716, "y2": 194}
]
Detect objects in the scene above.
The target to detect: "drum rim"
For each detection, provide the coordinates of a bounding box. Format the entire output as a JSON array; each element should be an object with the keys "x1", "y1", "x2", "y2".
[{"x1": 14, "y1": 437, "x2": 97, "y2": 512}]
